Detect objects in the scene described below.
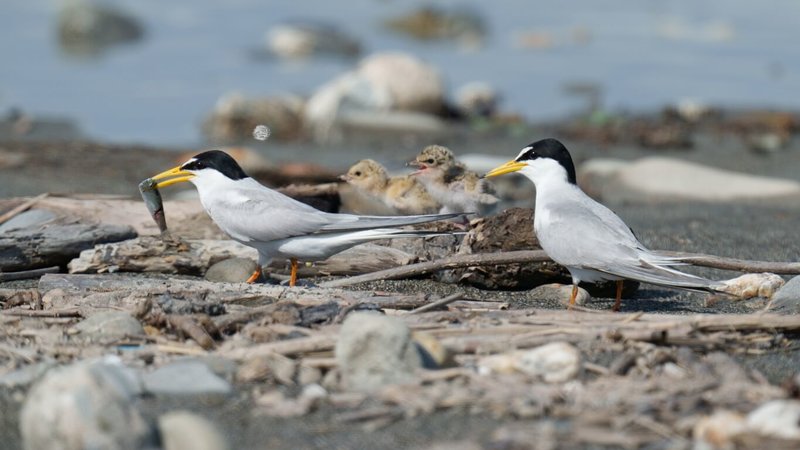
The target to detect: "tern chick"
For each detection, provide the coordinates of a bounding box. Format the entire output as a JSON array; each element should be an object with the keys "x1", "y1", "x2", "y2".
[
  {"x1": 150, "y1": 150, "x2": 463, "y2": 286},
  {"x1": 484, "y1": 138, "x2": 726, "y2": 311},
  {"x1": 341, "y1": 159, "x2": 440, "y2": 215},
  {"x1": 409, "y1": 145, "x2": 499, "y2": 216}
]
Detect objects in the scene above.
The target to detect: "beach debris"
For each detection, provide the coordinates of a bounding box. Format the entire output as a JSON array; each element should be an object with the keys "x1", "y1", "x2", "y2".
[
  {"x1": 73, "y1": 311, "x2": 145, "y2": 342},
  {"x1": 204, "y1": 257, "x2": 259, "y2": 283},
  {"x1": 720, "y1": 272, "x2": 785, "y2": 299},
  {"x1": 768, "y1": 275, "x2": 800, "y2": 314},
  {"x1": 335, "y1": 312, "x2": 422, "y2": 391},
  {"x1": 141, "y1": 360, "x2": 232, "y2": 398},
  {"x1": 383, "y1": 7, "x2": 486, "y2": 46},
  {"x1": 0, "y1": 222, "x2": 136, "y2": 272},
  {"x1": 478, "y1": 342, "x2": 581, "y2": 382},
  {"x1": 455, "y1": 81, "x2": 499, "y2": 118},
  {"x1": 202, "y1": 94, "x2": 305, "y2": 142},
  {"x1": 20, "y1": 359, "x2": 153, "y2": 450},
  {"x1": 57, "y1": 1, "x2": 144, "y2": 57},
  {"x1": 158, "y1": 411, "x2": 230, "y2": 450},
  {"x1": 304, "y1": 52, "x2": 447, "y2": 142},
  {"x1": 266, "y1": 22, "x2": 361, "y2": 59},
  {"x1": 746, "y1": 400, "x2": 800, "y2": 440}
]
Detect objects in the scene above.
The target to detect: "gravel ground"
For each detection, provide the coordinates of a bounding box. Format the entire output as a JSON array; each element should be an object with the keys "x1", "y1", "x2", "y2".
[{"x1": 2, "y1": 136, "x2": 799, "y2": 449}]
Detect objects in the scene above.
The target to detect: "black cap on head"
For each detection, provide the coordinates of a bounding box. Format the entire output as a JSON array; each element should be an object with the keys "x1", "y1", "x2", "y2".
[
  {"x1": 181, "y1": 150, "x2": 249, "y2": 180},
  {"x1": 515, "y1": 138, "x2": 576, "y2": 184}
]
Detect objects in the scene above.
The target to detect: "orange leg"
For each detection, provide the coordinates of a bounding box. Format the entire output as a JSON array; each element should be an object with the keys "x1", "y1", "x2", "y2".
[
  {"x1": 245, "y1": 265, "x2": 262, "y2": 284},
  {"x1": 568, "y1": 284, "x2": 578, "y2": 310},
  {"x1": 289, "y1": 258, "x2": 298, "y2": 287},
  {"x1": 612, "y1": 280, "x2": 624, "y2": 312}
]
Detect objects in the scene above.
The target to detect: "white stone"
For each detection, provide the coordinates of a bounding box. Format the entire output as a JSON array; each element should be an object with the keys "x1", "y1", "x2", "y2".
[
  {"x1": 746, "y1": 400, "x2": 800, "y2": 440},
  {"x1": 693, "y1": 410, "x2": 748, "y2": 450},
  {"x1": 159, "y1": 411, "x2": 229, "y2": 450},
  {"x1": 579, "y1": 157, "x2": 800, "y2": 202},
  {"x1": 20, "y1": 360, "x2": 151, "y2": 450},
  {"x1": 720, "y1": 273, "x2": 785, "y2": 299},
  {"x1": 478, "y1": 342, "x2": 581, "y2": 383},
  {"x1": 620, "y1": 157, "x2": 800, "y2": 201},
  {"x1": 335, "y1": 312, "x2": 421, "y2": 391}
]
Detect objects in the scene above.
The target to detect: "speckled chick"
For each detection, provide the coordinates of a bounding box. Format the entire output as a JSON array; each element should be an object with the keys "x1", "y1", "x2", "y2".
[
  {"x1": 341, "y1": 159, "x2": 441, "y2": 215},
  {"x1": 409, "y1": 145, "x2": 499, "y2": 215}
]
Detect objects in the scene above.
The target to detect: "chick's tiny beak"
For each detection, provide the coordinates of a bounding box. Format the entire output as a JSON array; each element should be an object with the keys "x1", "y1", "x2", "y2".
[
  {"x1": 150, "y1": 166, "x2": 195, "y2": 189},
  {"x1": 483, "y1": 160, "x2": 526, "y2": 178},
  {"x1": 338, "y1": 174, "x2": 350, "y2": 182}
]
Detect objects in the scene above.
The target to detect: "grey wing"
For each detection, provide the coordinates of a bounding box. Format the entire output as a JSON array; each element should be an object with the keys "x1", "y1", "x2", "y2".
[
  {"x1": 210, "y1": 187, "x2": 338, "y2": 243},
  {"x1": 538, "y1": 200, "x2": 645, "y2": 269},
  {"x1": 540, "y1": 199, "x2": 720, "y2": 291},
  {"x1": 319, "y1": 212, "x2": 463, "y2": 232}
]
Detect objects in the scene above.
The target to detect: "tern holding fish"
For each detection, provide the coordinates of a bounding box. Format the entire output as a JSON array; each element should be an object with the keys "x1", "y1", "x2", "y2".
[{"x1": 146, "y1": 150, "x2": 464, "y2": 286}]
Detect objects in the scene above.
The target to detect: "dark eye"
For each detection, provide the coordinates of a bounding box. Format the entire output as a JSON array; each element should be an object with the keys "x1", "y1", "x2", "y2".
[
  {"x1": 426, "y1": 158, "x2": 434, "y2": 164},
  {"x1": 354, "y1": 171, "x2": 362, "y2": 177}
]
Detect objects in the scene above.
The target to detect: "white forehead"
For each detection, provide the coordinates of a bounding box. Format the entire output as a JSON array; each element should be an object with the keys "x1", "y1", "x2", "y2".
[{"x1": 515, "y1": 146, "x2": 532, "y2": 160}]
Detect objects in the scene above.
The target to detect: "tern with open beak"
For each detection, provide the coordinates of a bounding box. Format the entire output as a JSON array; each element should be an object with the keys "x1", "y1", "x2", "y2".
[
  {"x1": 150, "y1": 150, "x2": 464, "y2": 286},
  {"x1": 484, "y1": 138, "x2": 726, "y2": 311}
]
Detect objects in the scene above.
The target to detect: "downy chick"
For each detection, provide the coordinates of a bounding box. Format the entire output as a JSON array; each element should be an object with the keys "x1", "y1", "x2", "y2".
[
  {"x1": 409, "y1": 145, "x2": 499, "y2": 216},
  {"x1": 341, "y1": 159, "x2": 440, "y2": 215}
]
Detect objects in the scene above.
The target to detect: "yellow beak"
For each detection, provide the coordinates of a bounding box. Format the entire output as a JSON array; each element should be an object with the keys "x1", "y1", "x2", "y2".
[
  {"x1": 483, "y1": 160, "x2": 526, "y2": 178},
  {"x1": 150, "y1": 166, "x2": 195, "y2": 189}
]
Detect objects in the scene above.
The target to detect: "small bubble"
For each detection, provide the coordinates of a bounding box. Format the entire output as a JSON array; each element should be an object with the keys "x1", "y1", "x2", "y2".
[{"x1": 253, "y1": 125, "x2": 271, "y2": 141}]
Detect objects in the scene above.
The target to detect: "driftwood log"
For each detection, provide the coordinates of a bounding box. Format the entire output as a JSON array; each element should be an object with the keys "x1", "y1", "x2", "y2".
[
  {"x1": 0, "y1": 223, "x2": 136, "y2": 272},
  {"x1": 321, "y1": 249, "x2": 800, "y2": 288},
  {"x1": 67, "y1": 237, "x2": 416, "y2": 277}
]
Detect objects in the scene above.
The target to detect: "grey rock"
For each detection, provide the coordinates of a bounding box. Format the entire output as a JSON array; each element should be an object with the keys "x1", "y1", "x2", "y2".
[
  {"x1": 205, "y1": 257, "x2": 258, "y2": 283},
  {"x1": 478, "y1": 342, "x2": 582, "y2": 383},
  {"x1": 57, "y1": 1, "x2": 144, "y2": 57},
  {"x1": 0, "y1": 361, "x2": 57, "y2": 389},
  {"x1": 142, "y1": 360, "x2": 232, "y2": 398},
  {"x1": 0, "y1": 209, "x2": 56, "y2": 233},
  {"x1": 202, "y1": 94, "x2": 304, "y2": 142},
  {"x1": 720, "y1": 272, "x2": 785, "y2": 299},
  {"x1": 74, "y1": 311, "x2": 145, "y2": 341},
  {"x1": 455, "y1": 81, "x2": 499, "y2": 117},
  {"x1": 304, "y1": 52, "x2": 446, "y2": 142},
  {"x1": 1, "y1": 223, "x2": 137, "y2": 272},
  {"x1": 20, "y1": 360, "x2": 152, "y2": 450},
  {"x1": 769, "y1": 276, "x2": 800, "y2": 314},
  {"x1": 335, "y1": 312, "x2": 421, "y2": 391},
  {"x1": 266, "y1": 22, "x2": 361, "y2": 59},
  {"x1": 746, "y1": 400, "x2": 800, "y2": 440},
  {"x1": 579, "y1": 157, "x2": 800, "y2": 203},
  {"x1": 158, "y1": 411, "x2": 229, "y2": 450}
]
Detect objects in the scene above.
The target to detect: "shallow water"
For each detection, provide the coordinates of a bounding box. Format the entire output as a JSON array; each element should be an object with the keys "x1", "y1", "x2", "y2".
[{"x1": 1, "y1": 0, "x2": 800, "y2": 145}]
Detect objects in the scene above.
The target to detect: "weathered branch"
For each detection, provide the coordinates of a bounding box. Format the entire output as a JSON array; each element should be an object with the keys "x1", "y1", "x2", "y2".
[
  {"x1": 1, "y1": 223, "x2": 136, "y2": 272},
  {"x1": 320, "y1": 249, "x2": 800, "y2": 288},
  {"x1": 319, "y1": 250, "x2": 551, "y2": 288},
  {"x1": 662, "y1": 251, "x2": 800, "y2": 275}
]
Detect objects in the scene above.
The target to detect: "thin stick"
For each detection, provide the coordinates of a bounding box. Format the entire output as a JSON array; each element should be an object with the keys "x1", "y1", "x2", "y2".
[
  {"x1": 409, "y1": 292, "x2": 465, "y2": 315},
  {"x1": 0, "y1": 266, "x2": 59, "y2": 282},
  {"x1": 662, "y1": 251, "x2": 800, "y2": 275},
  {"x1": 319, "y1": 249, "x2": 800, "y2": 288},
  {"x1": 0, "y1": 193, "x2": 49, "y2": 225},
  {"x1": 1, "y1": 308, "x2": 81, "y2": 318},
  {"x1": 319, "y1": 250, "x2": 551, "y2": 288}
]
